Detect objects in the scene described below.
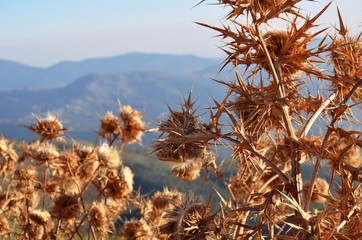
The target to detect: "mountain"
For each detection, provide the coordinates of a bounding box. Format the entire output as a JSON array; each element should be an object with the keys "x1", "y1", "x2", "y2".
[
  {"x1": 0, "y1": 59, "x2": 46, "y2": 91},
  {"x1": 0, "y1": 53, "x2": 220, "y2": 91},
  {"x1": 0, "y1": 71, "x2": 227, "y2": 141}
]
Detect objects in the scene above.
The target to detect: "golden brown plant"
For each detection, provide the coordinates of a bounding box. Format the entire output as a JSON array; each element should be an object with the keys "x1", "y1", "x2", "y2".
[
  {"x1": 1, "y1": 0, "x2": 362, "y2": 239},
  {"x1": 25, "y1": 114, "x2": 67, "y2": 141},
  {"x1": 120, "y1": 105, "x2": 145, "y2": 143},
  {"x1": 119, "y1": 219, "x2": 152, "y2": 240}
]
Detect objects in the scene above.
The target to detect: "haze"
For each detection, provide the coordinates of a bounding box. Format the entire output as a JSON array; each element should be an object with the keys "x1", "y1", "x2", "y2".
[{"x1": 0, "y1": 0, "x2": 360, "y2": 67}]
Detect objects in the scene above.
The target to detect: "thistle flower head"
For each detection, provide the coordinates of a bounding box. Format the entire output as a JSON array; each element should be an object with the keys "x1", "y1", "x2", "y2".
[
  {"x1": 88, "y1": 202, "x2": 112, "y2": 236},
  {"x1": 102, "y1": 168, "x2": 133, "y2": 202},
  {"x1": 15, "y1": 166, "x2": 38, "y2": 187},
  {"x1": 329, "y1": 36, "x2": 362, "y2": 102},
  {"x1": 0, "y1": 216, "x2": 9, "y2": 236},
  {"x1": 98, "y1": 111, "x2": 121, "y2": 141},
  {"x1": 32, "y1": 142, "x2": 59, "y2": 163},
  {"x1": 0, "y1": 137, "x2": 16, "y2": 156},
  {"x1": 303, "y1": 178, "x2": 329, "y2": 203},
  {"x1": 220, "y1": 0, "x2": 298, "y2": 20},
  {"x1": 97, "y1": 143, "x2": 121, "y2": 169},
  {"x1": 256, "y1": 29, "x2": 308, "y2": 77},
  {"x1": 0, "y1": 137, "x2": 17, "y2": 178},
  {"x1": 74, "y1": 144, "x2": 100, "y2": 181},
  {"x1": 120, "y1": 219, "x2": 152, "y2": 240},
  {"x1": 169, "y1": 160, "x2": 203, "y2": 182},
  {"x1": 159, "y1": 196, "x2": 214, "y2": 240},
  {"x1": 230, "y1": 84, "x2": 287, "y2": 137},
  {"x1": 29, "y1": 210, "x2": 51, "y2": 225},
  {"x1": 119, "y1": 105, "x2": 145, "y2": 143},
  {"x1": 142, "y1": 188, "x2": 184, "y2": 231},
  {"x1": 50, "y1": 194, "x2": 81, "y2": 222},
  {"x1": 57, "y1": 150, "x2": 81, "y2": 177},
  {"x1": 26, "y1": 114, "x2": 67, "y2": 141},
  {"x1": 153, "y1": 94, "x2": 211, "y2": 181},
  {"x1": 327, "y1": 133, "x2": 361, "y2": 169},
  {"x1": 330, "y1": 36, "x2": 362, "y2": 79}
]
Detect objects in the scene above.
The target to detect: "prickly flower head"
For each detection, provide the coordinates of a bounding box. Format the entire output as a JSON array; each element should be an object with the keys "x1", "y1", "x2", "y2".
[
  {"x1": 159, "y1": 196, "x2": 215, "y2": 240},
  {"x1": 303, "y1": 178, "x2": 329, "y2": 203},
  {"x1": 119, "y1": 105, "x2": 145, "y2": 144},
  {"x1": 98, "y1": 111, "x2": 121, "y2": 141},
  {"x1": 97, "y1": 143, "x2": 121, "y2": 169},
  {"x1": 330, "y1": 36, "x2": 362, "y2": 102},
  {"x1": 88, "y1": 202, "x2": 113, "y2": 236},
  {"x1": 256, "y1": 30, "x2": 308, "y2": 77},
  {"x1": 29, "y1": 210, "x2": 51, "y2": 225},
  {"x1": 50, "y1": 194, "x2": 81, "y2": 222},
  {"x1": 119, "y1": 219, "x2": 152, "y2": 240},
  {"x1": 26, "y1": 114, "x2": 67, "y2": 141}
]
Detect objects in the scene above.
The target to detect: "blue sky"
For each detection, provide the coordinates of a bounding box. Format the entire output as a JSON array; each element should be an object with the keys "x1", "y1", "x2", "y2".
[{"x1": 0, "y1": 0, "x2": 360, "y2": 67}]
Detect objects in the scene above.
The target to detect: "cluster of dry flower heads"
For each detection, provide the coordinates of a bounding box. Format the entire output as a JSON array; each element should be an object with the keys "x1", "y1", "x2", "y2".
[
  {"x1": 1, "y1": 0, "x2": 362, "y2": 239},
  {"x1": 152, "y1": 0, "x2": 362, "y2": 239}
]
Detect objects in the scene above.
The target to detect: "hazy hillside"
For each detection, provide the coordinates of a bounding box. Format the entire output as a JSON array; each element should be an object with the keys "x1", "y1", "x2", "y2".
[
  {"x1": 0, "y1": 53, "x2": 220, "y2": 91},
  {"x1": 0, "y1": 59, "x2": 46, "y2": 91},
  {"x1": 0, "y1": 71, "x2": 226, "y2": 141}
]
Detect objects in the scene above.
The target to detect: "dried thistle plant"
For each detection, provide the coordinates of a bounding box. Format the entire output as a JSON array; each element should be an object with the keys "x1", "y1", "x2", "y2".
[
  {"x1": 25, "y1": 114, "x2": 67, "y2": 141},
  {"x1": 150, "y1": 0, "x2": 362, "y2": 239},
  {"x1": 1, "y1": 0, "x2": 362, "y2": 239}
]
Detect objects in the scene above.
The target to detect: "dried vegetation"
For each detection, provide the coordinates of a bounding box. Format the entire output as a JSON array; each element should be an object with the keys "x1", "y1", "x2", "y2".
[{"x1": 1, "y1": 0, "x2": 362, "y2": 239}]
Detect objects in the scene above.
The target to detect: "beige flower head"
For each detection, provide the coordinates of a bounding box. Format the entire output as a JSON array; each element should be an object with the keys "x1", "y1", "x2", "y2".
[
  {"x1": 102, "y1": 168, "x2": 133, "y2": 202},
  {"x1": 119, "y1": 105, "x2": 145, "y2": 144},
  {"x1": 32, "y1": 142, "x2": 59, "y2": 163},
  {"x1": 170, "y1": 160, "x2": 203, "y2": 182},
  {"x1": 88, "y1": 202, "x2": 112, "y2": 236},
  {"x1": 97, "y1": 143, "x2": 121, "y2": 169},
  {"x1": 29, "y1": 210, "x2": 51, "y2": 225},
  {"x1": 98, "y1": 111, "x2": 121, "y2": 141},
  {"x1": 0, "y1": 216, "x2": 9, "y2": 236},
  {"x1": 120, "y1": 219, "x2": 152, "y2": 240},
  {"x1": 159, "y1": 196, "x2": 215, "y2": 239},
  {"x1": 50, "y1": 194, "x2": 81, "y2": 222},
  {"x1": 26, "y1": 113, "x2": 67, "y2": 141},
  {"x1": 303, "y1": 178, "x2": 329, "y2": 203}
]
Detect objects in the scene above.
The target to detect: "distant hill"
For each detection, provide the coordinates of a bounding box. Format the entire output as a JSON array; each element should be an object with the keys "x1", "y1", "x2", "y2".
[
  {"x1": 0, "y1": 71, "x2": 227, "y2": 141},
  {"x1": 0, "y1": 59, "x2": 46, "y2": 91},
  {"x1": 0, "y1": 53, "x2": 220, "y2": 91}
]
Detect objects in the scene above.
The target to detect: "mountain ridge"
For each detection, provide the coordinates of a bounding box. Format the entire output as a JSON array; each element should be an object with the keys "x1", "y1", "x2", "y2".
[{"x1": 0, "y1": 53, "x2": 220, "y2": 91}]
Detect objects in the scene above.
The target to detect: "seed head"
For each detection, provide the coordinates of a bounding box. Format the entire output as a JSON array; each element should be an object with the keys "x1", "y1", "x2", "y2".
[
  {"x1": 29, "y1": 210, "x2": 51, "y2": 225},
  {"x1": 330, "y1": 36, "x2": 362, "y2": 102},
  {"x1": 303, "y1": 178, "x2": 329, "y2": 203},
  {"x1": 170, "y1": 160, "x2": 203, "y2": 181},
  {"x1": 0, "y1": 136, "x2": 18, "y2": 161},
  {"x1": 57, "y1": 150, "x2": 81, "y2": 177},
  {"x1": 15, "y1": 166, "x2": 39, "y2": 194},
  {"x1": 0, "y1": 137, "x2": 17, "y2": 178},
  {"x1": 119, "y1": 105, "x2": 144, "y2": 143},
  {"x1": 120, "y1": 219, "x2": 152, "y2": 240},
  {"x1": 142, "y1": 188, "x2": 184, "y2": 228},
  {"x1": 159, "y1": 196, "x2": 214, "y2": 240},
  {"x1": 0, "y1": 216, "x2": 9, "y2": 236},
  {"x1": 26, "y1": 114, "x2": 66, "y2": 141},
  {"x1": 97, "y1": 143, "x2": 121, "y2": 169},
  {"x1": 50, "y1": 194, "x2": 81, "y2": 222},
  {"x1": 74, "y1": 144, "x2": 100, "y2": 181},
  {"x1": 98, "y1": 111, "x2": 121, "y2": 141},
  {"x1": 88, "y1": 202, "x2": 112, "y2": 236},
  {"x1": 102, "y1": 169, "x2": 133, "y2": 202},
  {"x1": 256, "y1": 30, "x2": 308, "y2": 76},
  {"x1": 327, "y1": 135, "x2": 362, "y2": 169},
  {"x1": 32, "y1": 142, "x2": 59, "y2": 163}
]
